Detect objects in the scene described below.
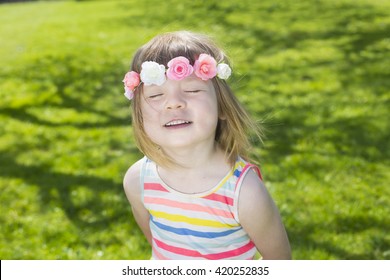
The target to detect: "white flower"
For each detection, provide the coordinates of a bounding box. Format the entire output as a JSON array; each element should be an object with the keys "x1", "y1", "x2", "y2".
[
  {"x1": 217, "y1": 63, "x2": 232, "y2": 80},
  {"x1": 140, "y1": 61, "x2": 166, "y2": 86}
]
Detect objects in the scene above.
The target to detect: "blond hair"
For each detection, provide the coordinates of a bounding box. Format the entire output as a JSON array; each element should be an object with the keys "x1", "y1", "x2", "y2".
[{"x1": 129, "y1": 31, "x2": 262, "y2": 167}]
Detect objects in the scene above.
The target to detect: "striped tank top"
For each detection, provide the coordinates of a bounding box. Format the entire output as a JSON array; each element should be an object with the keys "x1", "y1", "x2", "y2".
[{"x1": 140, "y1": 156, "x2": 263, "y2": 260}]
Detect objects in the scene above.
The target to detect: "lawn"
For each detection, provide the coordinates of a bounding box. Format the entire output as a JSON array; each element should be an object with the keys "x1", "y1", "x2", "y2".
[{"x1": 0, "y1": 0, "x2": 389, "y2": 260}]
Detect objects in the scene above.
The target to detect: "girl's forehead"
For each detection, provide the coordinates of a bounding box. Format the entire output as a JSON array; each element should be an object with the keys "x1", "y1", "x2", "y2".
[{"x1": 180, "y1": 75, "x2": 210, "y2": 85}]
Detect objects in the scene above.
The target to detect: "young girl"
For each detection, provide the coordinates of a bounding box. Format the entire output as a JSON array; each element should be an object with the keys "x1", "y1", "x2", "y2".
[{"x1": 122, "y1": 31, "x2": 291, "y2": 260}]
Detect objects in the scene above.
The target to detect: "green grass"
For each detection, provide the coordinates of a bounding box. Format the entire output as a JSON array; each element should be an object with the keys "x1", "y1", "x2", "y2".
[{"x1": 0, "y1": 0, "x2": 389, "y2": 260}]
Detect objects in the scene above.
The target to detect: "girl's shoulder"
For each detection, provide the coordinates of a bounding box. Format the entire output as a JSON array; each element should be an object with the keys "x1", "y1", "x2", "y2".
[{"x1": 123, "y1": 157, "x2": 147, "y2": 200}]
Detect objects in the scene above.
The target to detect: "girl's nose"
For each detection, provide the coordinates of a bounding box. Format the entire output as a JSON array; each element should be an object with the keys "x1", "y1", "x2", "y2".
[{"x1": 165, "y1": 91, "x2": 186, "y2": 110}]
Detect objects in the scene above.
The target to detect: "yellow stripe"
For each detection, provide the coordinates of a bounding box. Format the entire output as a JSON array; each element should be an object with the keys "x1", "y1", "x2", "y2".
[
  {"x1": 211, "y1": 160, "x2": 246, "y2": 194},
  {"x1": 150, "y1": 210, "x2": 239, "y2": 228}
]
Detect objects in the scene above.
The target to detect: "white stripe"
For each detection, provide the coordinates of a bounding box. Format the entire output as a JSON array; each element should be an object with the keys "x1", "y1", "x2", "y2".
[{"x1": 144, "y1": 191, "x2": 238, "y2": 215}]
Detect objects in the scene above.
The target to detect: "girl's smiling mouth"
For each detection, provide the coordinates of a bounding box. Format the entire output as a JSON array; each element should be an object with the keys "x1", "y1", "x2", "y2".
[{"x1": 164, "y1": 120, "x2": 192, "y2": 128}]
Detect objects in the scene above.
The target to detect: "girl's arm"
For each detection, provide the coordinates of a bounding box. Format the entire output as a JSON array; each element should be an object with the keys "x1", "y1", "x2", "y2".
[
  {"x1": 238, "y1": 169, "x2": 292, "y2": 259},
  {"x1": 123, "y1": 159, "x2": 152, "y2": 245}
]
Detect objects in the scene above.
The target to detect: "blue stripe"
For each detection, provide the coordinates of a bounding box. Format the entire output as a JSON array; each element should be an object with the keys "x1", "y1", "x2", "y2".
[
  {"x1": 150, "y1": 215, "x2": 241, "y2": 238},
  {"x1": 233, "y1": 169, "x2": 241, "y2": 178}
]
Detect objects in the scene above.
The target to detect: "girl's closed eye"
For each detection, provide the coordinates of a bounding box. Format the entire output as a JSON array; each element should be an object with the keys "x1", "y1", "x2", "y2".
[
  {"x1": 184, "y1": 89, "x2": 202, "y2": 93},
  {"x1": 147, "y1": 93, "x2": 164, "y2": 100}
]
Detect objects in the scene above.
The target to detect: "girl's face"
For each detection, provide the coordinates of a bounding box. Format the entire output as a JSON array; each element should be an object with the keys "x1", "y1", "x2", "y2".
[{"x1": 140, "y1": 74, "x2": 219, "y2": 151}]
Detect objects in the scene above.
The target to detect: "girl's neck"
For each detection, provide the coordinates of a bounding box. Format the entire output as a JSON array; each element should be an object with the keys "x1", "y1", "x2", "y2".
[
  {"x1": 157, "y1": 142, "x2": 231, "y2": 194},
  {"x1": 161, "y1": 141, "x2": 223, "y2": 170}
]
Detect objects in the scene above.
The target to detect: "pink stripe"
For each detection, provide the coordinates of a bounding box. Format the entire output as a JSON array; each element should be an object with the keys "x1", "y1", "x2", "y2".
[
  {"x1": 154, "y1": 238, "x2": 255, "y2": 260},
  {"x1": 203, "y1": 193, "x2": 234, "y2": 206},
  {"x1": 144, "y1": 183, "x2": 168, "y2": 192},
  {"x1": 154, "y1": 238, "x2": 203, "y2": 258},
  {"x1": 144, "y1": 197, "x2": 234, "y2": 219},
  {"x1": 204, "y1": 241, "x2": 255, "y2": 259},
  {"x1": 242, "y1": 164, "x2": 263, "y2": 181}
]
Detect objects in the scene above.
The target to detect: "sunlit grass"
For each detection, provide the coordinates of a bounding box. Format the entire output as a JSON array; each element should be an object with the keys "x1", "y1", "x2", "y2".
[{"x1": 0, "y1": 0, "x2": 389, "y2": 259}]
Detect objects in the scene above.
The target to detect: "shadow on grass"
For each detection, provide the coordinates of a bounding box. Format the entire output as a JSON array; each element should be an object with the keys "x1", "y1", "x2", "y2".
[
  {"x1": 0, "y1": 106, "x2": 130, "y2": 129},
  {"x1": 246, "y1": 1, "x2": 390, "y2": 165},
  {"x1": 0, "y1": 53, "x2": 130, "y2": 128},
  {"x1": 263, "y1": 102, "x2": 389, "y2": 165},
  {"x1": 0, "y1": 150, "x2": 135, "y2": 230},
  {"x1": 288, "y1": 214, "x2": 390, "y2": 259},
  {"x1": 0, "y1": 52, "x2": 144, "y2": 254}
]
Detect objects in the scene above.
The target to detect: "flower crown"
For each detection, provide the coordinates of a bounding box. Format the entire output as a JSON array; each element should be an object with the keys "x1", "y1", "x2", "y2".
[{"x1": 122, "y1": 53, "x2": 232, "y2": 100}]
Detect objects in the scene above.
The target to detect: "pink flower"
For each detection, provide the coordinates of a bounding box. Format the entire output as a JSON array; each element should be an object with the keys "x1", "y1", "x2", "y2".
[
  {"x1": 193, "y1": 54, "x2": 217, "y2": 80},
  {"x1": 166, "y1": 56, "x2": 194, "y2": 80},
  {"x1": 122, "y1": 71, "x2": 140, "y2": 100},
  {"x1": 123, "y1": 71, "x2": 140, "y2": 92}
]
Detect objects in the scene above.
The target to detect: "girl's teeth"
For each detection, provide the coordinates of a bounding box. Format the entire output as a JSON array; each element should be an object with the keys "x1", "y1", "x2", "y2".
[{"x1": 165, "y1": 120, "x2": 190, "y2": 126}]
